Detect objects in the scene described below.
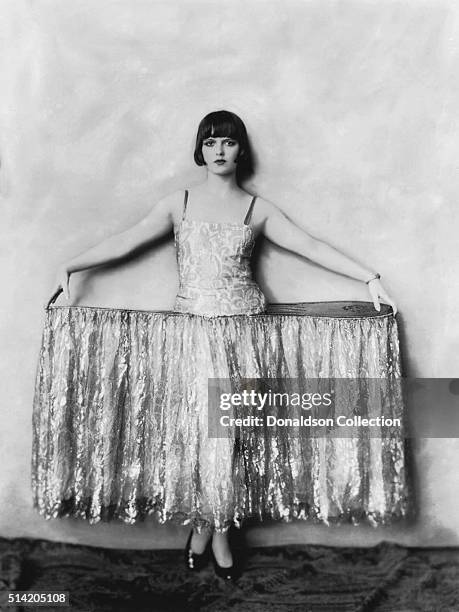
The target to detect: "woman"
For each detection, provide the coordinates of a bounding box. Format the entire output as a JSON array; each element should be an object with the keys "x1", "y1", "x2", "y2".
[{"x1": 52, "y1": 110, "x2": 397, "y2": 580}]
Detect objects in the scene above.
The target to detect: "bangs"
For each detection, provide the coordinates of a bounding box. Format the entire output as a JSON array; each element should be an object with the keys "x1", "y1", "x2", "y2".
[{"x1": 203, "y1": 120, "x2": 240, "y2": 140}]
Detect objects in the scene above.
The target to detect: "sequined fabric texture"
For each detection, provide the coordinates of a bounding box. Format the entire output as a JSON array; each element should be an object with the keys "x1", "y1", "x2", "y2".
[
  {"x1": 174, "y1": 220, "x2": 267, "y2": 316},
  {"x1": 32, "y1": 304, "x2": 409, "y2": 530}
]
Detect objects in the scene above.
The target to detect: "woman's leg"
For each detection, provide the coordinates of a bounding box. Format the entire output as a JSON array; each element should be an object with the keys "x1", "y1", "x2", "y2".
[
  {"x1": 190, "y1": 526, "x2": 213, "y2": 553},
  {"x1": 212, "y1": 530, "x2": 233, "y2": 567}
]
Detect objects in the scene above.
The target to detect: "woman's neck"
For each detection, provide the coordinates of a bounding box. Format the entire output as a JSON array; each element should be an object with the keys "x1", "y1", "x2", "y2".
[{"x1": 202, "y1": 172, "x2": 241, "y2": 196}]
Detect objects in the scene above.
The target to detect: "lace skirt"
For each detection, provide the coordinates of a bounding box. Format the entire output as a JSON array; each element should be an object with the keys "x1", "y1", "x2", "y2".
[{"x1": 32, "y1": 302, "x2": 409, "y2": 530}]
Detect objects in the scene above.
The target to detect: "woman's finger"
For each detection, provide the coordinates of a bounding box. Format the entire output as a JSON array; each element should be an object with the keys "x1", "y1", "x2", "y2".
[
  {"x1": 46, "y1": 287, "x2": 63, "y2": 309},
  {"x1": 379, "y1": 290, "x2": 398, "y2": 316},
  {"x1": 368, "y1": 285, "x2": 380, "y2": 312},
  {"x1": 384, "y1": 295, "x2": 398, "y2": 316},
  {"x1": 60, "y1": 270, "x2": 70, "y2": 300}
]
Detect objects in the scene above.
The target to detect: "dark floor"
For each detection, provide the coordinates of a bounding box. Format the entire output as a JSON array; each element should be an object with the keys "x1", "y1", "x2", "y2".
[{"x1": 1, "y1": 536, "x2": 458, "y2": 612}]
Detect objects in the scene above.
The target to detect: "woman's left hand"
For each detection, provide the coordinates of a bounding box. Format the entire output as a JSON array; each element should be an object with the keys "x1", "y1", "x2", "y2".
[{"x1": 367, "y1": 279, "x2": 398, "y2": 315}]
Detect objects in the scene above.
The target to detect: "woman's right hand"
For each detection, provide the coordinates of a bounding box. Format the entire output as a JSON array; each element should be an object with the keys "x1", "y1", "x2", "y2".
[{"x1": 54, "y1": 265, "x2": 71, "y2": 300}]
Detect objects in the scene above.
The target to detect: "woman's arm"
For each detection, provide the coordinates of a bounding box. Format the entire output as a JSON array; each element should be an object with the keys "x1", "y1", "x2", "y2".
[
  {"x1": 54, "y1": 193, "x2": 177, "y2": 299},
  {"x1": 259, "y1": 199, "x2": 397, "y2": 314}
]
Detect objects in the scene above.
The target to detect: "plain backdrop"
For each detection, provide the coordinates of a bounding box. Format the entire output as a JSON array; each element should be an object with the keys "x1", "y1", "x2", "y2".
[{"x1": 1, "y1": 0, "x2": 458, "y2": 548}]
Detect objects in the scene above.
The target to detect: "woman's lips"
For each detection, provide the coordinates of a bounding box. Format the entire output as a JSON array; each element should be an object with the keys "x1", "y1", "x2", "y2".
[{"x1": 214, "y1": 160, "x2": 226, "y2": 164}]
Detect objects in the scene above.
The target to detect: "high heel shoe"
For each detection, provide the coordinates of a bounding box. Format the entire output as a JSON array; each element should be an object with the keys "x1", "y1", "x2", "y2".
[
  {"x1": 212, "y1": 554, "x2": 240, "y2": 581},
  {"x1": 211, "y1": 543, "x2": 241, "y2": 581},
  {"x1": 184, "y1": 530, "x2": 210, "y2": 571}
]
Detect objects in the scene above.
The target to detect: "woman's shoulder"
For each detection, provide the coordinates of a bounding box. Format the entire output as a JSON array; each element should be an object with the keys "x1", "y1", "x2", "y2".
[
  {"x1": 150, "y1": 189, "x2": 187, "y2": 223},
  {"x1": 253, "y1": 195, "x2": 283, "y2": 221},
  {"x1": 159, "y1": 189, "x2": 187, "y2": 205}
]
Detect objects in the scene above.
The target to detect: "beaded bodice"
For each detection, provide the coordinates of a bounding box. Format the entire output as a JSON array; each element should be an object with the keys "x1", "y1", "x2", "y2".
[{"x1": 174, "y1": 191, "x2": 267, "y2": 317}]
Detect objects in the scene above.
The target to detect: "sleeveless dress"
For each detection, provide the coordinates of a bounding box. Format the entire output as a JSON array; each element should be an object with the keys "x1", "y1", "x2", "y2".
[{"x1": 163, "y1": 190, "x2": 268, "y2": 531}]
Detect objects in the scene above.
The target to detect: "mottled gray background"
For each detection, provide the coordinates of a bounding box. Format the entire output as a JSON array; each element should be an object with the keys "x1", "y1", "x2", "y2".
[{"x1": 1, "y1": 0, "x2": 458, "y2": 547}]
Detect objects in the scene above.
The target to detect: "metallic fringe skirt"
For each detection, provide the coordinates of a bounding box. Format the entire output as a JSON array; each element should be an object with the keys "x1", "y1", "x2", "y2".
[{"x1": 32, "y1": 303, "x2": 409, "y2": 530}]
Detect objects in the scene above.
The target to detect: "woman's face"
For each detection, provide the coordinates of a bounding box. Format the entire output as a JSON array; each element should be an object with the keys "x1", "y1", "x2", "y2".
[{"x1": 201, "y1": 135, "x2": 241, "y2": 175}]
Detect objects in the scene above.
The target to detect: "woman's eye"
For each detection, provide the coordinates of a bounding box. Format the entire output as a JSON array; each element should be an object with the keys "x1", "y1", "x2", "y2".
[{"x1": 203, "y1": 139, "x2": 236, "y2": 146}]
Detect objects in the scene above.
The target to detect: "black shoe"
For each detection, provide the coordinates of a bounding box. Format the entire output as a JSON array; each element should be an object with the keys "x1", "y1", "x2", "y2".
[
  {"x1": 184, "y1": 530, "x2": 210, "y2": 571},
  {"x1": 211, "y1": 551, "x2": 240, "y2": 581}
]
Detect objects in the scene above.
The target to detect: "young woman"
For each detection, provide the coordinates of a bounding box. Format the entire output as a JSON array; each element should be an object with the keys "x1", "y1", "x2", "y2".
[{"x1": 52, "y1": 110, "x2": 397, "y2": 580}]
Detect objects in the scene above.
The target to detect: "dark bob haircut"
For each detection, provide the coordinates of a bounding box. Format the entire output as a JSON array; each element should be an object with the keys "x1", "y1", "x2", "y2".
[{"x1": 193, "y1": 110, "x2": 255, "y2": 183}]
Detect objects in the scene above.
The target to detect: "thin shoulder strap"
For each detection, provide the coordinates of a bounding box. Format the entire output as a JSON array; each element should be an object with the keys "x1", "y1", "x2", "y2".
[
  {"x1": 182, "y1": 189, "x2": 189, "y2": 221},
  {"x1": 243, "y1": 195, "x2": 257, "y2": 225}
]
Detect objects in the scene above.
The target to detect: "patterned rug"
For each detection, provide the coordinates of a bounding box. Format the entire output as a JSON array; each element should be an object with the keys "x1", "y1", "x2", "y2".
[{"x1": 1, "y1": 537, "x2": 458, "y2": 611}]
